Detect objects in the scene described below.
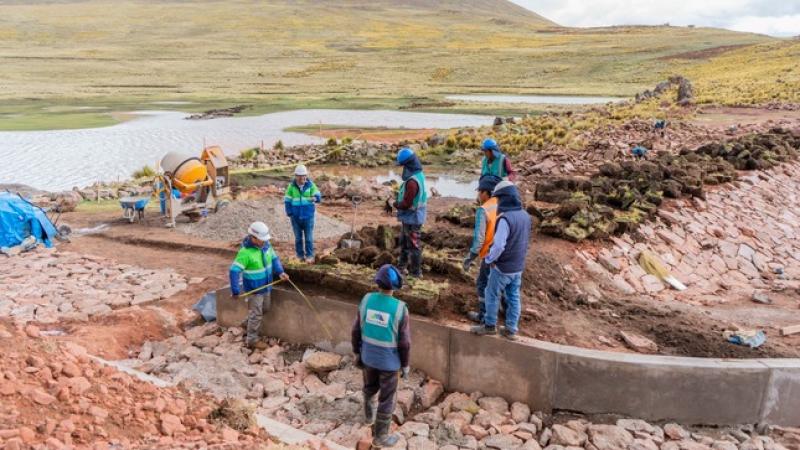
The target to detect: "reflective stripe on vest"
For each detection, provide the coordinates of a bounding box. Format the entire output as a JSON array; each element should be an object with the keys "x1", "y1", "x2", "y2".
[
  {"x1": 481, "y1": 154, "x2": 507, "y2": 178},
  {"x1": 479, "y1": 197, "x2": 499, "y2": 258},
  {"x1": 396, "y1": 172, "x2": 428, "y2": 210},
  {"x1": 284, "y1": 182, "x2": 317, "y2": 206},
  {"x1": 359, "y1": 292, "x2": 405, "y2": 348}
]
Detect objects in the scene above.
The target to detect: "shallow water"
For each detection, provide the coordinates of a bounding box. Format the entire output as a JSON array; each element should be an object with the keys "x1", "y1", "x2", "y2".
[
  {"x1": 0, "y1": 109, "x2": 492, "y2": 191},
  {"x1": 446, "y1": 94, "x2": 625, "y2": 105}
]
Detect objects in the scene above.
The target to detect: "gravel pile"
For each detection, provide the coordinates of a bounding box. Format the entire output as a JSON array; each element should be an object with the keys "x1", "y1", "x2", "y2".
[{"x1": 179, "y1": 198, "x2": 350, "y2": 243}]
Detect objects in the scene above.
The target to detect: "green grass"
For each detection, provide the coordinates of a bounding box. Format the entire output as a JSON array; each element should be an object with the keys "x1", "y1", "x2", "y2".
[{"x1": 0, "y1": 0, "x2": 776, "y2": 130}]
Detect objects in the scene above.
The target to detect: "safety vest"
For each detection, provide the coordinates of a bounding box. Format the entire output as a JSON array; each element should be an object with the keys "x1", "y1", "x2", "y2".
[
  {"x1": 231, "y1": 246, "x2": 275, "y2": 284},
  {"x1": 359, "y1": 292, "x2": 407, "y2": 348},
  {"x1": 396, "y1": 172, "x2": 428, "y2": 210},
  {"x1": 479, "y1": 197, "x2": 499, "y2": 258},
  {"x1": 481, "y1": 154, "x2": 508, "y2": 178},
  {"x1": 284, "y1": 181, "x2": 320, "y2": 207}
]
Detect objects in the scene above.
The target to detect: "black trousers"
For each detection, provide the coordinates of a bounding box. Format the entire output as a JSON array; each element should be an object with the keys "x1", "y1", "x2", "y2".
[
  {"x1": 363, "y1": 366, "x2": 399, "y2": 415},
  {"x1": 398, "y1": 223, "x2": 422, "y2": 276}
]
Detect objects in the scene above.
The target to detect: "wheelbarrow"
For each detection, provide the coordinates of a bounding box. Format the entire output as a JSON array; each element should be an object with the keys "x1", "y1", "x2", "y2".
[{"x1": 120, "y1": 196, "x2": 151, "y2": 223}]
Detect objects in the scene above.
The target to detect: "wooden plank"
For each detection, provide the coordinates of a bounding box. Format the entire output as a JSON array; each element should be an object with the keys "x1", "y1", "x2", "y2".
[{"x1": 780, "y1": 324, "x2": 800, "y2": 336}]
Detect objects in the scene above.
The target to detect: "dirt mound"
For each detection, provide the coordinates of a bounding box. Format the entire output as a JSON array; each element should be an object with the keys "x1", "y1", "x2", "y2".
[{"x1": 179, "y1": 197, "x2": 349, "y2": 243}]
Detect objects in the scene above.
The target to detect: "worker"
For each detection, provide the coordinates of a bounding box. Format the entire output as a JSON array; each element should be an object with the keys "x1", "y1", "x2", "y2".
[
  {"x1": 393, "y1": 147, "x2": 427, "y2": 279},
  {"x1": 462, "y1": 174, "x2": 503, "y2": 323},
  {"x1": 351, "y1": 264, "x2": 410, "y2": 448},
  {"x1": 229, "y1": 221, "x2": 290, "y2": 350},
  {"x1": 284, "y1": 164, "x2": 321, "y2": 263},
  {"x1": 654, "y1": 119, "x2": 667, "y2": 138},
  {"x1": 471, "y1": 181, "x2": 531, "y2": 341},
  {"x1": 480, "y1": 138, "x2": 515, "y2": 180},
  {"x1": 631, "y1": 145, "x2": 648, "y2": 160}
]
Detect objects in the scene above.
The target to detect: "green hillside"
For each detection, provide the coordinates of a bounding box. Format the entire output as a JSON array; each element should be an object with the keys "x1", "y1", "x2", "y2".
[{"x1": 0, "y1": 0, "x2": 775, "y2": 129}]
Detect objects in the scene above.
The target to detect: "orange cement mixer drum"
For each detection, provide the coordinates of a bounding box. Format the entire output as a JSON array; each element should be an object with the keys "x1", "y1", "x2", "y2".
[{"x1": 160, "y1": 152, "x2": 208, "y2": 193}]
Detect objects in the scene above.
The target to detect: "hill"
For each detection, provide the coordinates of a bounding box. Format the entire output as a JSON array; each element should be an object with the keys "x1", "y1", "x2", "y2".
[{"x1": 0, "y1": 0, "x2": 776, "y2": 129}]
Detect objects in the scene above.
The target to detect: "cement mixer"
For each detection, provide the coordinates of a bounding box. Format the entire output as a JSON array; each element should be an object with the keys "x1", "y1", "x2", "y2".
[{"x1": 155, "y1": 146, "x2": 231, "y2": 227}]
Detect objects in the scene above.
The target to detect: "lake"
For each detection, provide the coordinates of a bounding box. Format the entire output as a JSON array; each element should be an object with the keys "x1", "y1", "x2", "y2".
[
  {"x1": 0, "y1": 109, "x2": 493, "y2": 192},
  {"x1": 446, "y1": 94, "x2": 625, "y2": 105}
]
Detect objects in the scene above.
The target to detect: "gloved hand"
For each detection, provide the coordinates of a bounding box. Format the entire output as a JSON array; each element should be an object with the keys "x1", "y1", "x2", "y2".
[
  {"x1": 355, "y1": 353, "x2": 364, "y2": 369},
  {"x1": 383, "y1": 198, "x2": 393, "y2": 215},
  {"x1": 462, "y1": 253, "x2": 477, "y2": 272},
  {"x1": 401, "y1": 367, "x2": 410, "y2": 380}
]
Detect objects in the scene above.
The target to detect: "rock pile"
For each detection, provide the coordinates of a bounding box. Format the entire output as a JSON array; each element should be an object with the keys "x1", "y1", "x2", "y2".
[
  {"x1": 231, "y1": 141, "x2": 405, "y2": 171},
  {"x1": 0, "y1": 249, "x2": 187, "y2": 324},
  {"x1": 535, "y1": 130, "x2": 799, "y2": 242},
  {"x1": 634, "y1": 76, "x2": 694, "y2": 105},
  {"x1": 130, "y1": 323, "x2": 797, "y2": 450},
  {"x1": 583, "y1": 161, "x2": 800, "y2": 306},
  {"x1": 0, "y1": 326, "x2": 268, "y2": 449}
]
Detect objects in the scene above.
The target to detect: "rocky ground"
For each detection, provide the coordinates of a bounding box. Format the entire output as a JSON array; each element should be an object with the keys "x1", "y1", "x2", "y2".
[
  {"x1": 0, "y1": 250, "x2": 188, "y2": 324},
  {"x1": 123, "y1": 322, "x2": 800, "y2": 450}
]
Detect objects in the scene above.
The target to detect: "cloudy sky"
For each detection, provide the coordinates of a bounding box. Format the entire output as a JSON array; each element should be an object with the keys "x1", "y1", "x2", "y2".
[{"x1": 509, "y1": 0, "x2": 800, "y2": 36}]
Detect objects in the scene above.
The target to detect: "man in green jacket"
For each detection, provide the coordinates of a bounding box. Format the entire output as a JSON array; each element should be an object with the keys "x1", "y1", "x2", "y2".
[{"x1": 229, "y1": 221, "x2": 290, "y2": 350}]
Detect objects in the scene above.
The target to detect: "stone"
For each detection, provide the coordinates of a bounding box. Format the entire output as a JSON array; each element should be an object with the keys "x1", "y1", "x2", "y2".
[
  {"x1": 588, "y1": 424, "x2": 634, "y2": 450},
  {"x1": 462, "y1": 424, "x2": 489, "y2": 440},
  {"x1": 30, "y1": 389, "x2": 56, "y2": 405},
  {"x1": 89, "y1": 406, "x2": 109, "y2": 419},
  {"x1": 522, "y1": 440, "x2": 543, "y2": 450},
  {"x1": 397, "y1": 389, "x2": 416, "y2": 415},
  {"x1": 551, "y1": 424, "x2": 587, "y2": 447},
  {"x1": 620, "y1": 331, "x2": 658, "y2": 353},
  {"x1": 398, "y1": 421, "x2": 430, "y2": 439},
  {"x1": 751, "y1": 291, "x2": 771, "y2": 304},
  {"x1": 518, "y1": 422, "x2": 539, "y2": 435},
  {"x1": 304, "y1": 351, "x2": 342, "y2": 373},
  {"x1": 481, "y1": 434, "x2": 523, "y2": 449},
  {"x1": 221, "y1": 427, "x2": 239, "y2": 443},
  {"x1": 616, "y1": 419, "x2": 656, "y2": 435},
  {"x1": 711, "y1": 441, "x2": 738, "y2": 450},
  {"x1": 641, "y1": 275, "x2": 665, "y2": 293},
  {"x1": 69, "y1": 376, "x2": 92, "y2": 395},
  {"x1": 598, "y1": 255, "x2": 622, "y2": 273},
  {"x1": 478, "y1": 397, "x2": 509, "y2": 415},
  {"x1": 510, "y1": 402, "x2": 531, "y2": 423},
  {"x1": 419, "y1": 379, "x2": 444, "y2": 409},
  {"x1": 631, "y1": 438, "x2": 659, "y2": 450},
  {"x1": 472, "y1": 410, "x2": 505, "y2": 429},
  {"x1": 539, "y1": 427, "x2": 552, "y2": 447},
  {"x1": 664, "y1": 424, "x2": 690, "y2": 440},
  {"x1": 159, "y1": 413, "x2": 185, "y2": 436},
  {"x1": 407, "y1": 436, "x2": 435, "y2": 450}
]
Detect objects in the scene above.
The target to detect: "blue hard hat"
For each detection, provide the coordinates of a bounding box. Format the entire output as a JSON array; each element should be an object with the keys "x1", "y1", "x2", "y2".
[
  {"x1": 477, "y1": 175, "x2": 502, "y2": 193},
  {"x1": 481, "y1": 138, "x2": 499, "y2": 152},
  {"x1": 396, "y1": 147, "x2": 415, "y2": 165},
  {"x1": 375, "y1": 264, "x2": 403, "y2": 290}
]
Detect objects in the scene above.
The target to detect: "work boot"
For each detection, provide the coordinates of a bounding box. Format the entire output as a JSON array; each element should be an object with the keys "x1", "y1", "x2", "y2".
[
  {"x1": 470, "y1": 324, "x2": 497, "y2": 336},
  {"x1": 466, "y1": 311, "x2": 482, "y2": 323},
  {"x1": 246, "y1": 341, "x2": 268, "y2": 351},
  {"x1": 363, "y1": 393, "x2": 377, "y2": 424},
  {"x1": 500, "y1": 327, "x2": 518, "y2": 341},
  {"x1": 371, "y1": 412, "x2": 399, "y2": 448}
]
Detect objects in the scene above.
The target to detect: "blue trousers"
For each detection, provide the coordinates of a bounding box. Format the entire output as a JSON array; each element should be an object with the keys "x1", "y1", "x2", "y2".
[
  {"x1": 290, "y1": 216, "x2": 315, "y2": 259},
  {"x1": 483, "y1": 266, "x2": 522, "y2": 334}
]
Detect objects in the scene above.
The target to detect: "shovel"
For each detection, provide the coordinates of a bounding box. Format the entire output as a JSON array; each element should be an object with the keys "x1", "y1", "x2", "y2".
[{"x1": 340, "y1": 195, "x2": 363, "y2": 249}]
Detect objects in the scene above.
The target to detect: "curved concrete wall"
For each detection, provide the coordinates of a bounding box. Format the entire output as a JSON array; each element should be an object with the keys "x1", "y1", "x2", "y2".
[{"x1": 216, "y1": 287, "x2": 800, "y2": 426}]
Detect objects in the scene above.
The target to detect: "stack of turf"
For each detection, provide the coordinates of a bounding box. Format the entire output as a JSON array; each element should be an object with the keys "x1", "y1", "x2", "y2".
[
  {"x1": 537, "y1": 129, "x2": 799, "y2": 242},
  {"x1": 285, "y1": 260, "x2": 446, "y2": 315}
]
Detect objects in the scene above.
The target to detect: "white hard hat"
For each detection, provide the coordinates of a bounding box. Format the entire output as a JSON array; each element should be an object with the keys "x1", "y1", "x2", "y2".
[
  {"x1": 294, "y1": 164, "x2": 309, "y2": 176},
  {"x1": 248, "y1": 221, "x2": 271, "y2": 241},
  {"x1": 493, "y1": 180, "x2": 515, "y2": 195}
]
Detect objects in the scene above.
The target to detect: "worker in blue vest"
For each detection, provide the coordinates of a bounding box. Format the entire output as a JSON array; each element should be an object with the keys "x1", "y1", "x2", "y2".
[
  {"x1": 284, "y1": 164, "x2": 321, "y2": 263},
  {"x1": 471, "y1": 181, "x2": 531, "y2": 341},
  {"x1": 480, "y1": 138, "x2": 516, "y2": 180},
  {"x1": 393, "y1": 147, "x2": 427, "y2": 278},
  {"x1": 351, "y1": 264, "x2": 411, "y2": 448}
]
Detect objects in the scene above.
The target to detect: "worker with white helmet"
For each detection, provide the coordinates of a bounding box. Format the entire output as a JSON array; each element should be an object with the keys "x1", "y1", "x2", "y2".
[
  {"x1": 284, "y1": 164, "x2": 322, "y2": 263},
  {"x1": 229, "y1": 221, "x2": 290, "y2": 350}
]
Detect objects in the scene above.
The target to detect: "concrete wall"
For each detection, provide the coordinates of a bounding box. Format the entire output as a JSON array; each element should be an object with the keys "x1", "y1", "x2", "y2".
[{"x1": 216, "y1": 287, "x2": 800, "y2": 426}]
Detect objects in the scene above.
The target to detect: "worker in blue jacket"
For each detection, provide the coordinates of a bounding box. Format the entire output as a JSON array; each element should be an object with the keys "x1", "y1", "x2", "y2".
[
  {"x1": 471, "y1": 181, "x2": 531, "y2": 341},
  {"x1": 352, "y1": 264, "x2": 411, "y2": 448},
  {"x1": 284, "y1": 164, "x2": 321, "y2": 263},
  {"x1": 393, "y1": 147, "x2": 427, "y2": 278}
]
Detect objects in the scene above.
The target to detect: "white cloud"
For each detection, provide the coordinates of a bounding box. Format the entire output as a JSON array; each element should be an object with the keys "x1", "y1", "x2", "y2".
[{"x1": 510, "y1": 0, "x2": 800, "y2": 36}]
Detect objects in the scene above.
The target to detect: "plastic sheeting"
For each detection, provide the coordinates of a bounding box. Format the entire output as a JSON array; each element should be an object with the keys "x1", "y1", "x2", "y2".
[{"x1": 0, "y1": 192, "x2": 58, "y2": 249}]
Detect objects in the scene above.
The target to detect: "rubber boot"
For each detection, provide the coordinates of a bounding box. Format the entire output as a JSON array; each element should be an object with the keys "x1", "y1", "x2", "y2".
[
  {"x1": 371, "y1": 412, "x2": 399, "y2": 448},
  {"x1": 363, "y1": 392, "x2": 377, "y2": 424}
]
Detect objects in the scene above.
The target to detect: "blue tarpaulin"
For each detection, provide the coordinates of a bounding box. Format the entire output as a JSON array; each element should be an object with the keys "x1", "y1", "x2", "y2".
[{"x1": 0, "y1": 192, "x2": 58, "y2": 249}]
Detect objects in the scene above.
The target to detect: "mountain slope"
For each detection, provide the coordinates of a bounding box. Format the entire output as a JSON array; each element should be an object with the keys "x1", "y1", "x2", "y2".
[{"x1": 0, "y1": 0, "x2": 777, "y2": 129}]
